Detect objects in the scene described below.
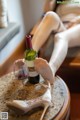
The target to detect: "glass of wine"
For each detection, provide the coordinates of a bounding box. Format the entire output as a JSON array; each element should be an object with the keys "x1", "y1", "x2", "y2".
[{"x1": 13, "y1": 59, "x2": 29, "y2": 81}]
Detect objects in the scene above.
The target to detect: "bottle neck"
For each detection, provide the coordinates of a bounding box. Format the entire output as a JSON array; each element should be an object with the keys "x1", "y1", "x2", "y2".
[
  {"x1": 25, "y1": 35, "x2": 37, "y2": 61},
  {"x1": 26, "y1": 35, "x2": 32, "y2": 49}
]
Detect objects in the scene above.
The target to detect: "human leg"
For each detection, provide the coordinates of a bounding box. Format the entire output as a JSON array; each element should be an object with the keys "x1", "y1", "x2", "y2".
[
  {"x1": 49, "y1": 24, "x2": 80, "y2": 74},
  {"x1": 32, "y1": 11, "x2": 66, "y2": 52},
  {"x1": 57, "y1": 24, "x2": 80, "y2": 47}
]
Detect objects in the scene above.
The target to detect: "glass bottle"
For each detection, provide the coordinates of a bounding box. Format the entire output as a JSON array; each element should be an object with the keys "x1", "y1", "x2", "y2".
[{"x1": 25, "y1": 35, "x2": 40, "y2": 84}]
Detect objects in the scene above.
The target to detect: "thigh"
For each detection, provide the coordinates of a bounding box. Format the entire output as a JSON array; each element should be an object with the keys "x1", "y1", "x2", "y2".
[{"x1": 32, "y1": 11, "x2": 65, "y2": 51}]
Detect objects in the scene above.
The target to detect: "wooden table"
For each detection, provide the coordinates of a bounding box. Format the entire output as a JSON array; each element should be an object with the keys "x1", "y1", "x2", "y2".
[{"x1": 0, "y1": 72, "x2": 70, "y2": 120}]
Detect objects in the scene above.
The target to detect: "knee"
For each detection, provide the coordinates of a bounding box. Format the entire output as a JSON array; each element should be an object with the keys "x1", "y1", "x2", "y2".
[
  {"x1": 54, "y1": 33, "x2": 68, "y2": 44},
  {"x1": 54, "y1": 34, "x2": 61, "y2": 43},
  {"x1": 44, "y1": 11, "x2": 60, "y2": 27}
]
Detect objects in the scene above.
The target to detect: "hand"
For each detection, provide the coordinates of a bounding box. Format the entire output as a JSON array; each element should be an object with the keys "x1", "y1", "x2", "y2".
[{"x1": 34, "y1": 58, "x2": 54, "y2": 84}]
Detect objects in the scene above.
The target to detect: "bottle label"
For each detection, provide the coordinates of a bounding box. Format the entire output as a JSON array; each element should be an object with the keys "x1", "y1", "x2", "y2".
[{"x1": 25, "y1": 60, "x2": 38, "y2": 77}]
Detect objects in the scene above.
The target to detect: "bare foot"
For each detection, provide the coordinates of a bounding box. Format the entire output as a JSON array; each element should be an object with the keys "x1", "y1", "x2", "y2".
[{"x1": 34, "y1": 58, "x2": 54, "y2": 84}]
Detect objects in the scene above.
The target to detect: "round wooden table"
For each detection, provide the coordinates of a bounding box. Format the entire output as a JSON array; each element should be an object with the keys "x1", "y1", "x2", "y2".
[
  {"x1": 54, "y1": 76, "x2": 70, "y2": 120},
  {"x1": 0, "y1": 73, "x2": 70, "y2": 120}
]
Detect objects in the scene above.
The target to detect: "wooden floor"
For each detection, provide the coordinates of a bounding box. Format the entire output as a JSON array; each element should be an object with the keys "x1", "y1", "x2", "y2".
[{"x1": 70, "y1": 94, "x2": 80, "y2": 120}]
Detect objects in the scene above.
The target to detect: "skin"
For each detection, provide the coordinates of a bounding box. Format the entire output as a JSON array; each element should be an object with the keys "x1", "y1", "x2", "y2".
[{"x1": 34, "y1": 58, "x2": 54, "y2": 84}]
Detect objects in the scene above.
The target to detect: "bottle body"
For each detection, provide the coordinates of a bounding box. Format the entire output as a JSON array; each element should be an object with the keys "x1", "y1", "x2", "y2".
[
  {"x1": 25, "y1": 59, "x2": 40, "y2": 84},
  {"x1": 25, "y1": 36, "x2": 40, "y2": 84}
]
